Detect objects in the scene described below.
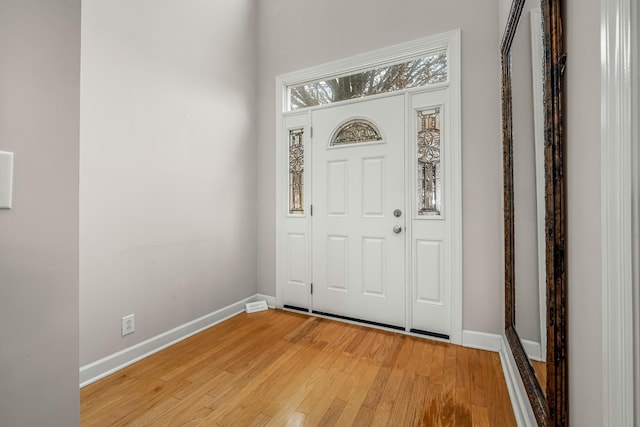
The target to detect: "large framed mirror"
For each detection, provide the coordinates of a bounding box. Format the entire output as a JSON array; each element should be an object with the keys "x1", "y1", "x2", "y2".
[{"x1": 501, "y1": 0, "x2": 567, "y2": 425}]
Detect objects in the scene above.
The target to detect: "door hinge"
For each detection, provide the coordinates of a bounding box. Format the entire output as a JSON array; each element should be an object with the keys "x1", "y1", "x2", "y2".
[
  {"x1": 310, "y1": 283, "x2": 313, "y2": 294},
  {"x1": 310, "y1": 204, "x2": 313, "y2": 216},
  {"x1": 310, "y1": 126, "x2": 313, "y2": 138}
]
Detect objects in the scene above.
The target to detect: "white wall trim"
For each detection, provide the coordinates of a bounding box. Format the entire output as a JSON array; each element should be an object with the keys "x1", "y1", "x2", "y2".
[
  {"x1": 461, "y1": 332, "x2": 540, "y2": 425},
  {"x1": 601, "y1": 0, "x2": 637, "y2": 425},
  {"x1": 276, "y1": 30, "x2": 461, "y2": 90},
  {"x1": 499, "y1": 335, "x2": 536, "y2": 427},
  {"x1": 520, "y1": 339, "x2": 543, "y2": 362},
  {"x1": 79, "y1": 294, "x2": 264, "y2": 388},
  {"x1": 461, "y1": 329, "x2": 502, "y2": 352},
  {"x1": 256, "y1": 294, "x2": 276, "y2": 308},
  {"x1": 447, "y1": 30, "x2": 463, "y2": 346}
]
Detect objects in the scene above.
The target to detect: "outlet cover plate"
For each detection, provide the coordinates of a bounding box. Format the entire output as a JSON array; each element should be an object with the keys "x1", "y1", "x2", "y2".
[
  {"x1": 121, "y1": 314, "x2": 135, "y2": 336},
  {"x1": 0, "y1": 151, "x2": 14, "y2": 209}
]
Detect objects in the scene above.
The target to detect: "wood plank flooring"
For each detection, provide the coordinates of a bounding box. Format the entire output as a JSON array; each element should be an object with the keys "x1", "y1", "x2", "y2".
[
  {"x1": 81, "y1": 310, "x2": 516, "y2": 426},
  {"x1": 531, "y1": 360, "x2": 547, "y2": 396}
]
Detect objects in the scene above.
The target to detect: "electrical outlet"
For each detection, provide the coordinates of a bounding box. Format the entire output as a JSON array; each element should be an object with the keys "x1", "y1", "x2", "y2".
[{"x1": 121, "y1": 314, "x2": 135, "y2": 336}]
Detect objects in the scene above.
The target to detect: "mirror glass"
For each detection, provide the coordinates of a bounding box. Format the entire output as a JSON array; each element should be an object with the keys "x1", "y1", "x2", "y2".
[{"x1": 510, "y1": 0, "x2": 547, "y2": 394}]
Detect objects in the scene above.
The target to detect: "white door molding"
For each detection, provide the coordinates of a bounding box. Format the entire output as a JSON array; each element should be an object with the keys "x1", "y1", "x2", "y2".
[
  {"x1": 274, "y1": 30, "x2": 462, "y2": 344},
  {"x1": 600, "y1": 0, "x2": 637, "y2": 424}
]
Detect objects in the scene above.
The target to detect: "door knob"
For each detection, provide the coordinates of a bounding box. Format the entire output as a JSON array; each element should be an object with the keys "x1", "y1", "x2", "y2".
[{"x1": 393, "y1": 225, "x2": 402, "y2": 233}]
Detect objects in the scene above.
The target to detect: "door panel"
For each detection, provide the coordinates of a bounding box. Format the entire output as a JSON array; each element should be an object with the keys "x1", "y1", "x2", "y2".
[
  {"x1": 362, "y1": 237, "x2": 385, "y2": 296},
  {"x1": 312, "y1": 95, "x2": 405, "y2": 327},
  {"x1": 327, "y1": 235, "x2": 348, "y2": 291},
  {"x1": 415, "y1": 239, "x2": 442, "y2": 302},
  {"x1": 362, "y1": 157, "x2": 385, "y2": 216},
  {"x1": 287, "y1": 233, "x2": 307, "y2": 285},
  {"x1": 327, "y1": 161, "x2": 348, "y2": 215}
]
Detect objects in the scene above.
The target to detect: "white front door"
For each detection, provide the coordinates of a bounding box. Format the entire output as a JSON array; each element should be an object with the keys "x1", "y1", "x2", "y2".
[
  {"x1": 311, "y1": 95, "x2": 406, "y2": 328},
  {"x1": 277, "y1": 33, "x2": 462, "y2": 342}
]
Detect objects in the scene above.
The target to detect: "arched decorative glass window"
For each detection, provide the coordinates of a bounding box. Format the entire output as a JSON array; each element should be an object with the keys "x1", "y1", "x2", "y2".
[{"x1": 330, "y1": 119, "x2": 382, "y2": 146}]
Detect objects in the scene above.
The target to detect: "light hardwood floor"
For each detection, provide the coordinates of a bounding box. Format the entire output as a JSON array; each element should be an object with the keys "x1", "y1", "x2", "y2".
[
  {"x1": 81, "y1": 310, "x2": 516, "y2": 426},
  {"x1": 531, "y1": 360, "x2": 547, "y2": 396}
]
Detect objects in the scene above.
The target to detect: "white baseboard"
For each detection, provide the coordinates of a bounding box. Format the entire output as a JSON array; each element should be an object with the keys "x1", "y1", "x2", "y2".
[
  {"x1": 499, "y1": 335, "x2": 536, "y2": 427},
  {"x1": 521, "y1": 339, "x2": 543, "y2": 362},
  {"x1": 461, "y1": 330, "x2": 537, "y2": 426},
  {"x1": 461, "y1": 331, "x2": 536, "y2": 426},
  {"x1": 256, "y1": 293, "x2": 276, "y2": 308},
  {"x1": 79, "y1": 294, "x2": 265, "y2": 388},
  {"x1": 461, "y1": 329, "x2": 502, "y2": 352}
]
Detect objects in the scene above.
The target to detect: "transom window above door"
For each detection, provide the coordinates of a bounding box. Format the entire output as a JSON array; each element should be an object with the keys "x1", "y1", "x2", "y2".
[{"x1": 287, "y1": 51, "x2": 447, "y2": 110}]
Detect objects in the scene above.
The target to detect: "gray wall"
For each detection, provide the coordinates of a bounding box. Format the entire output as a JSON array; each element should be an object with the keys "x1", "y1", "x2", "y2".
[
  {"x1": 635, "y1": 0, "x2": 640, "y2": 419},
  {"x1": 257, "y1": 0, "x2": 504, "y2": 334},
  {"x1": 566, "y1": 0, "x2": 604, "y2": 424},
  {"x1": 79, "y1": 0, "x2": 258, "y2": 365},
  {"x1": 0, "y1": 0, "x2": 81, "y2": 425}
]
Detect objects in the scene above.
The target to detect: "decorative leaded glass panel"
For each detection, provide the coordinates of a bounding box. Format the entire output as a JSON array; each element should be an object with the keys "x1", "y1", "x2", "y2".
[
  {"x1": 417, "y1": 108, "x2": 441, "y2": 216},
  {"x1": 289, "y1": 128, "x2": 304, "y2": 214},
  {"x1": 330, "y1": 119, "x2": 382, "y2": 146},
  {"x1": 289, "y1": 52, "x2": 447, "y2": 110}
]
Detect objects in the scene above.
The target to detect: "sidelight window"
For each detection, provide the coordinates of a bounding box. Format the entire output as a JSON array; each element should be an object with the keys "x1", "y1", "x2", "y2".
[
  {"x1": 288, "y1": 128, "x2": 305, "y2": 214},
  {"x1": 417, "y1": 107, "x2": 442, "y2": 216}
]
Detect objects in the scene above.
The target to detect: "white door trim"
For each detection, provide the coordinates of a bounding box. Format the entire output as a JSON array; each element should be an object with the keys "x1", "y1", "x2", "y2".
[
  {"x1": 275, "y1": 30, "x2": 462, "y2": 344},
  {"x1": 601, "y1": 0, "x2": 638, "y2": 425}
]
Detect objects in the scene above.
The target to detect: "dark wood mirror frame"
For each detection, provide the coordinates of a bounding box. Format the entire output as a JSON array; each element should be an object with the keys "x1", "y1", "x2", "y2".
[{"x1": 501, "y1": 0, "x2": 567, "y2": 425}]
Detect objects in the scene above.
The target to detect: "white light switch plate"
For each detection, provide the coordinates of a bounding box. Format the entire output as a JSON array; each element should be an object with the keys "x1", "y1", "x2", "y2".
[{"x1": 0, "y1": 152, "x2": 14, "y2": 209}]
